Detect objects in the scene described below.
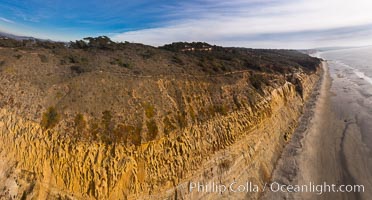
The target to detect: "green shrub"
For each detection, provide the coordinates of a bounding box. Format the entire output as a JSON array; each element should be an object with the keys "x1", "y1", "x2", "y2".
[
  {"x1": 163, "y1": 117, "x2": 176, "y2": 135},
  {"x1": 113, "y1": 124, "x2": 127, "y2": 142},
  {"x1": 219, "y1": 159, "x2": 232, "y2": 172},
  {"x1": 41, "y1": 106, "x2": 60, "y2": 130},
  {"x1": 102, "y1": 110, "x2": 113, "y2": 134},
  {"x1": 177, "y1": 112, "x2": 188, "y2": 128},
  {"x1": 60, "y1": 59, "x2": 67, "y2": 65},
  {"x1": 146, "y1": 120, "x2": 158, "y2": 141},
  {"x1": 249, "y1": 74, "x2": 264, "y2": 90},
  {"x1": 66, "y1": 55, "x2": 85, "y2": 64},
  {"x1": 13, "y1": 54, "x2": 22, "y2": 59},
  {"x1": 70, "y1": 66, "x2": 86, "y2": 74},
  {"x1": 111, "y1": 58, "x2": 132, "y2": 68},
  {"x1": 142, "y1": 50, "x2": 155, "y2": 59},
  {"x1": 38, "y1": 54, "x2": 48, "y2": 63},
  {"x1": 120, "y1": 62, "x2": 132, "y2": 68},
  {"x1": 189, "y1": 107, "x2": 196, "y2": 121},
  {"x1": 215, "y1": 104, "x2": 228, "y2": 115},
  {"x1": 233, "y1": 95, "x2": 242, "y2": 109},
  {"x1": 74, "y1": 113, "x2": 87, "y2": 134},
  {"x1": 143, "y1": 103, "x2": 155, "y2": 118},
  {"x1": 81, "y1": 57, "x2": 88, "y2": 63},
  {"x1": 123, "y1": 124, "x2": 142, "y2": 145},
  {"x1": 88, "y1": 119, "x2": 100, "y2": 140},
  {"x1": 0, "y1": 60, "x2": 5, "y2": 67},
  {"x1": 172, "y1": 55, "x2": 184, "y2": 65}
]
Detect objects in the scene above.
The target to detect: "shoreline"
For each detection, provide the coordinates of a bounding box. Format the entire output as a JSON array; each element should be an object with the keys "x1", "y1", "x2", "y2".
[
  {"x1": 262, "y1": 61, "x2": 338, "y2": 199},
  {"x1": 263, "y1": 59, "x2": 370, "y2": 199},
  {"x1": 288, "y1": 60, "x2": 356, "y2": 199}
]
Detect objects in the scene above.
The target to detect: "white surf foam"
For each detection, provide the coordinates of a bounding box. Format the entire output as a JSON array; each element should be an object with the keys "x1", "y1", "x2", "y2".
[
  {"x1": 330, "y1": 60, "x2": 372, "y2": 86},
  {"x1": 316, "y1": 52, "x2": 372, "y2": 86},
  {"x1": 353, "y1": 70, "x2": 372, "y2": 86}
]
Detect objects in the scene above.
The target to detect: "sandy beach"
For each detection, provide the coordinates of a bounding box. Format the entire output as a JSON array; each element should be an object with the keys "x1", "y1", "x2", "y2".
[{"x1": 263, "y1": 60, "x2": 372, "y2": 200}]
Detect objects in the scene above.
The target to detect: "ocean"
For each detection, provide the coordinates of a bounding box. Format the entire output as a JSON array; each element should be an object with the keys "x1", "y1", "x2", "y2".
[
  {"x1": 321, "y1": 47, "x2": 372, "y2": 150},
  {"x1": 320, "y1": 47, "x2": 372, "y2": 199}
]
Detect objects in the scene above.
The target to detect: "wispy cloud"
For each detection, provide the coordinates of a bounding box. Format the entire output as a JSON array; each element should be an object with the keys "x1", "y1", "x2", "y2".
[
  {"x1": 112, "y1": 0, "x2": 372, "y2": 48},
  {"x1": 0, "y1": 17, "x2": 15, "y2": 24},
  {"x1": 1, "y1": 0, "x2": 372, "y2": 48}
]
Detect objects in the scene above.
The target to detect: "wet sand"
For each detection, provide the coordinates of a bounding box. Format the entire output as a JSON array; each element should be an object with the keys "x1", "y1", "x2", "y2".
[{"x1": 263, "y1": 61, "x2": 372, "y2": 199}]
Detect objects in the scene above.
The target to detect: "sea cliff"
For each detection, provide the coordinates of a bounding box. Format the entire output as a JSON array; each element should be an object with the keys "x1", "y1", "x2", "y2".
[
  {"x1": 0, "y1": 39, "x2": 322, "y2": 199},
  {"x1": 0, "y1": 69, "x2": 321, "y2": 200}
]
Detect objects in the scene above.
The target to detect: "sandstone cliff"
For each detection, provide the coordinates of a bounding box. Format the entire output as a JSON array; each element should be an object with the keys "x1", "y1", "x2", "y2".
[{"x1": 0, "y1": 39, "x2": 321, "y2": 199}]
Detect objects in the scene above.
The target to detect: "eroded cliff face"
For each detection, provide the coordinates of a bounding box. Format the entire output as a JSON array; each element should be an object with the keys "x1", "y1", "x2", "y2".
[{"x1": 0, "y1": 67, "x2": 321, "y2": 200}]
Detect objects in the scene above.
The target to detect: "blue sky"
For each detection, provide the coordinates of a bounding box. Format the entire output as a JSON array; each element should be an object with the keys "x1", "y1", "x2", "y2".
[{"x1": 1, "y1": 0, "x2": 372, "y2": 48}]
